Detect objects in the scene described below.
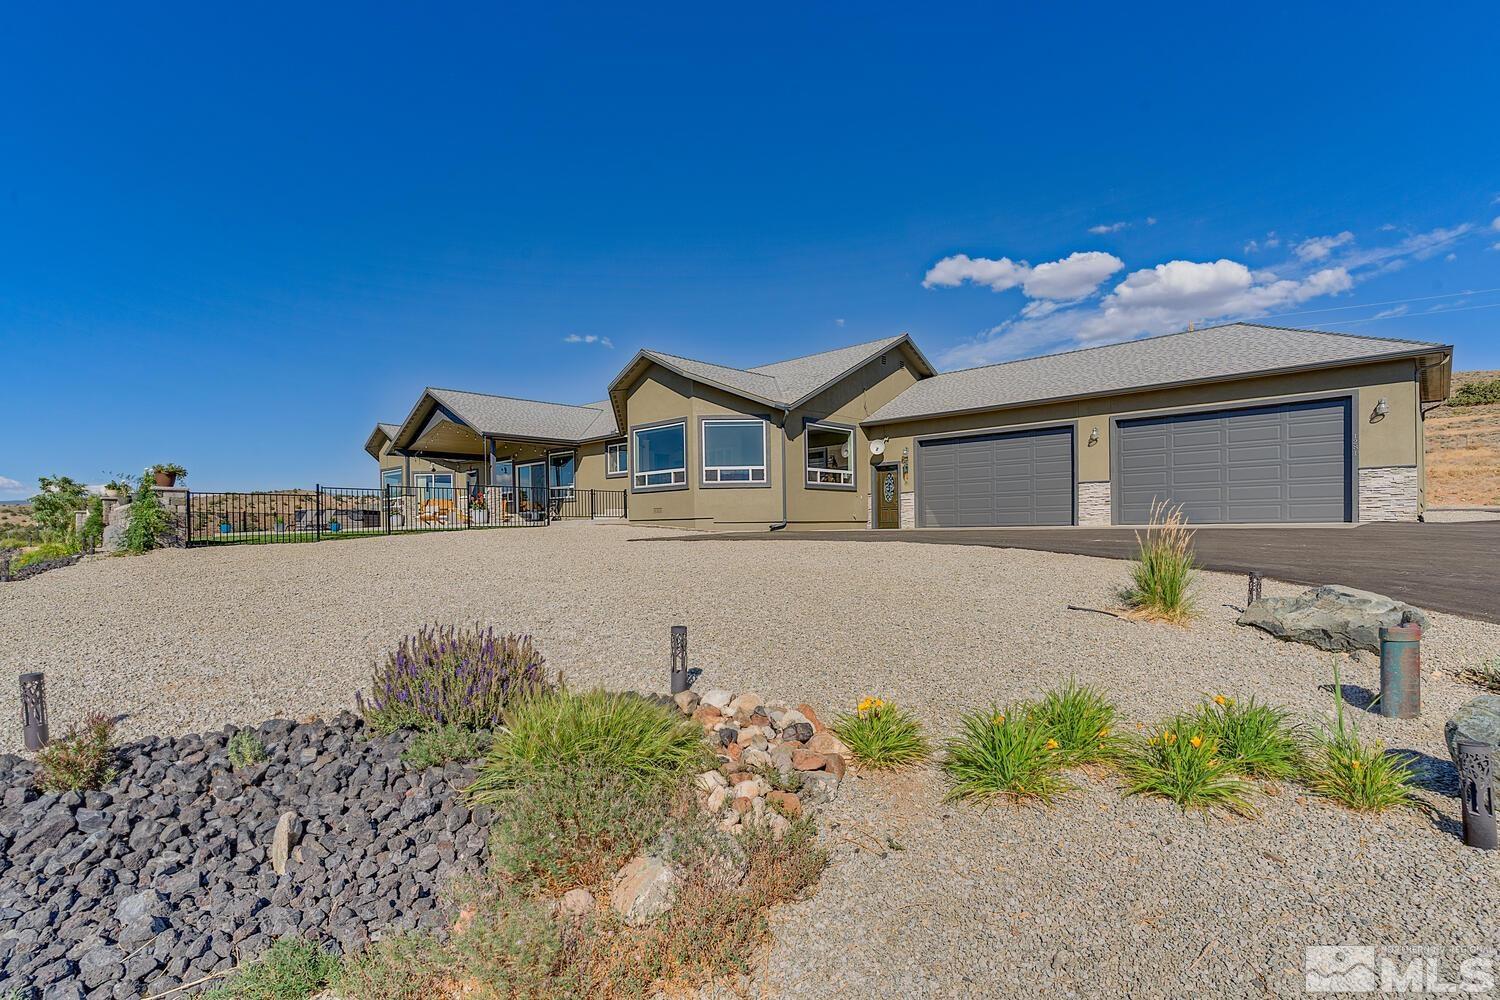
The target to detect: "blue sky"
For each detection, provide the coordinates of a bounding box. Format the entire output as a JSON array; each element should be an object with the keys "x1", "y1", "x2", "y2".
[{"x1": 3, "y1": 3, "x2": 1498, "y2": 494}]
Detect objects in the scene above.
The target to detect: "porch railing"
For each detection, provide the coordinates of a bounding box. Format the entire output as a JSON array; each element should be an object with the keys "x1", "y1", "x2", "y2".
[{"x1": 186, "y1": 486, "x2": 627, "y2": 545}]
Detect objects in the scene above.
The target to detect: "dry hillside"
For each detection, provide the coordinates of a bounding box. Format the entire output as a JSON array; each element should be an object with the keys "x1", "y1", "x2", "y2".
[
  {"x1": 0, "y1": 503, "x2": 33, "y2": 532},
  {"x1": 1427, "y1": 369, "x2": 1500, "y2": 507}
]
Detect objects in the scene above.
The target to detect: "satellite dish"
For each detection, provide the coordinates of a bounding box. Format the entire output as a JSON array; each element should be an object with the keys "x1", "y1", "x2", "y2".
[{"x1": 869, "y1": 439, "x2": 886, "y2": 457}]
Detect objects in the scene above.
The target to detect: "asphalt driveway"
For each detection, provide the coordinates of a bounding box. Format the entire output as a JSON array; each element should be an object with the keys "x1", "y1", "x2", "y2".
[{"x1": 666, "y1": 521, "x2": 1500, "y2": 623}]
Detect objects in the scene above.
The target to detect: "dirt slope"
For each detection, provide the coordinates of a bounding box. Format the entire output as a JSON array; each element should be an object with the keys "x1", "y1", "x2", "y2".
[{"x1": 1427, "y1": 370, "x2": 1500, "y2": 507}]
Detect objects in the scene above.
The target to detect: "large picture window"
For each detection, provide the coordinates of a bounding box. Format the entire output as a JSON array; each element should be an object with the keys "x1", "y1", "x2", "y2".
[
  {"x1": 701, "y1": 418, "x2": 767, "y2": 485},
  {"x1": 633, "y1": 421, "x2": 687, "y2": 489},
  {"x1": 413, "y1": 472, "x2": 454, "y2": 499},
  {"x1": 606, "y1": 441, "x2": 628, "y2": 478},
  {"x1": 806, "y1": 423, "x2": 855, "y2": 488},
  {"x1": 548, "y1": 451, "x2": 576, "y2": 498},
  {"x1": 380, "y1": 467, "x2": 403, "y2": 490}
]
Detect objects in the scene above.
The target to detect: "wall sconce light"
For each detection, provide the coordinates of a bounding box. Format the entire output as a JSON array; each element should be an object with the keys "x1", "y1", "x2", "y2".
[
  {"x1": 901, "y1": 447, "x2": 910, "y2": 478},
  {"x1": 1373, "y1": 397, "x2": 1390, "y2": 418},
  {"x1": 1088, "y1": 426, "x2": 1100, "y2": 445}
]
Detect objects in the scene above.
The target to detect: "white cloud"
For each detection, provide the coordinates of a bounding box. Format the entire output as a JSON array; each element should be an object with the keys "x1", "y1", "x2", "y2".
[
  {"x1": 834, "y1": 318, "x2": 845, "y2": 327},
  {"x1": 940, "y1": 259, "x2": 1352, "y2": 367},
  {"x1": 923, "y1": 251, "x2": 1122, "y2": 301},
  {"x1": 1372, "y1": 304, "x2": 1409, "y2": 320},
  {"x1": 1021, "y1": 251, "x2": 1125, "y2": 300},
  {"x1": 1294, "y1": 231, "x2": 1355, "y2": 261},
  {"x1": 563, "y1": 334, "x2": 614, "y2": 348},
  {"x1": 922, "y1": 254, "x2": 1029, "y2": 291},
  {"x1": 1244, "y1": 232, "x2": 1281, "y2": 254},
  {"x1": 1088, "y1": 221, "x2": 1127, "y2": 235},
  {"x1": 1491, "y1": 216, "x2": 1500, "y2": 231},
  {"x1": 1446, "y1": 253, "x2": 1457, "y2": 262},
  {"x1": 0, "y1": 476, "x2": 24, "y2": 498},
  {"x1": 1146, "y1": 217, "x2": 1158, "y2": 226}
]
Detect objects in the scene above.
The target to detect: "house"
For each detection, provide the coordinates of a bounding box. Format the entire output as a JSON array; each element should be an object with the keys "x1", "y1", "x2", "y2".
[{"x1": 365, "y1": 323, "x2": 1453, "y2": 529}]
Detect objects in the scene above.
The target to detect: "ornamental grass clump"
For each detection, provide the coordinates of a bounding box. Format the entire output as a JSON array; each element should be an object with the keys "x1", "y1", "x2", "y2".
[
  {"x1": 1192, "y1": 695, "x2": 1304, "y2": 780},
  {"x1": 362, "y1": 625, "x2": 548, "y2": 734},
  {"x1": 1304, "y1": 665, "x2": 1417, "y2": 812},
  {"x1": 831, "y1": 698, "x2": 932, "y2": 770},
  {"x1": 942, "y1": 705, "x2": 1071, "y2": 804},
  {"x1": 1029, "y1": 681, "x2": 1124, "y2": 766},
  {"x1": 467, "y1": 689, "x2": 707, "y2": 806},
  {"x1": 1122, "y1": 500, "x2": 1197, "y2": 623},
  {"x1": 1458, "y1": 657, "x2": 1500, "y2": 693},
  {"x1": 36, "y1": 712, "x2": 117, "y2": 793},
  {"x1": 1121, "y1": 714, "x2": 1255, "y2": 815}
]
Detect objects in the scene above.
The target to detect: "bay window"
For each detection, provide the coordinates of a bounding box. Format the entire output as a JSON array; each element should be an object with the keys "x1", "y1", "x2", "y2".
[
  {"x1": 806, "y1": 422, "x2": 855, "y2": 488},
  {"x1": 701, "y1": 418, "x2": 767, "y2": 485},
  {"x1": 632, "y1": 421, "x2": 687, "y2": 489}
]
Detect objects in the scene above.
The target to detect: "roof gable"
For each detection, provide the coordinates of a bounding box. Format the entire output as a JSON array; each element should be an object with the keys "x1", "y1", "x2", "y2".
[{"x1": 865, "y1": 323, "x2": 1452, "y2": 425}]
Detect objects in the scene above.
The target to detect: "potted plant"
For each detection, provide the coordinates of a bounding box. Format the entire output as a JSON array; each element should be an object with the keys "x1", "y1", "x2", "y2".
[
  {"x1": 218, "y1": 517, "x2": 232, "y2": 535},
  {"x1": 470, "y1": 488, "x2": 489, "y2": 525},
  {"x1": 105, "y1": 475, "x2": 135, "y2": 502},
  {"x1": 150, "y1": 463, "x2": 187, "y2": 488}
]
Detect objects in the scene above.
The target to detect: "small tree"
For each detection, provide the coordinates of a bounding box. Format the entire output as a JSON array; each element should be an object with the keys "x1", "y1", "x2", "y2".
[
  {"x1": 124, "y1": 477, "x2": 172, "y2": 553},
  {"x1": 81, "y1": 496, "x2": 105, "y2": 549},
  {"x1": 30, "y1": 475, "x2": 90, "y2": 539}
]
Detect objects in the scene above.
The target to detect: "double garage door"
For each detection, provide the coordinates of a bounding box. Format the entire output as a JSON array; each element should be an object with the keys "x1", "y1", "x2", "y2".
[
  {"x1": 914, "y1": 398, "x2": 1352, "y2": 527},
  {"x1": 1115, "y1": 398, "x2": 1352, "y2": 524}
]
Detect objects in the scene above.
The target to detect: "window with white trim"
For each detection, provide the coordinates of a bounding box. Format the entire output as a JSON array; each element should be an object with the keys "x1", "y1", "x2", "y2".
[
  {"x1": 380, "y1": 467, "x2": 403, "y2": 490},
  {"x1": 701, "y1": 418, "x2": 767, "y2": 484},
  {"x1": 413, "y1": 472, "x2": 454, "y2": 499},
  {"x1": 632, "y1": 421, "x2": 687, "y2": 489},
  {"x1": 605, "y1": 441, "x2": 628, "y2": 477},
  {"x1": 548, "y1": 451, "x2": 576, "y2": 498},
  {"x1": 805, "y1": 423, "x2": 855, "y2": 487}
]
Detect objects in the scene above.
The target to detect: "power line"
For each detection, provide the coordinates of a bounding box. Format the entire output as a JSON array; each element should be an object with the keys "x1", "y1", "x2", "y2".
[
  {"x1": 1301, "y1": 300, "x2": 1500, "y2": 328},
  {"x1": 1239, "y1": 286, "x2": 1500, "y2": 323}
]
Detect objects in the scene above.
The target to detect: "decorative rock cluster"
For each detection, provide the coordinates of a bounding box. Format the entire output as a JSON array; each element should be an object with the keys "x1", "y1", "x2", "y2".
[
  {"x1": 674, "y1": 689, "x2": 846, "y2": 837},
  {"x1": 1238, "y1": 584, "x2": 1431, "y2": 653},
  {"x1": 0, "y1": 713, "x2": 488, "y2": 999}
]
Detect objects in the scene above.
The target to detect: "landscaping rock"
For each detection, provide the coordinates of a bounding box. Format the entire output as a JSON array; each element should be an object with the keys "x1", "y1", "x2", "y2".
[
  {"x1": 806, "y1": 731, "x2": 850, "y2": 758},
  {"x1": 560, "y1": 888, "x2": 595, "y2": 917},
  {"x1": 610, "y1": 856, "x2": 678, "y2": 926},
  {"x1": 700, "y1": 689, "x2": 733, "y2": 711},
  {"x1": 1237, "y1": 585, "x2": 1431, "y2": 653},
  {"x1": 1445, "y1": 694, "x2": 1500, "y2": 798},
  {"x1": 672, "y1": 690, "x2": 700, "y2": 715},
  {"x1": 0, "y1": 716, "x2": 489, "y2": 995}
]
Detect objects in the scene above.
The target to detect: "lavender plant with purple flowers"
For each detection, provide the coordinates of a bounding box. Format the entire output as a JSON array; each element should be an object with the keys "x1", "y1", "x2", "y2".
[{"x1": 362, "y1": 625, "x2": 549, "y2": 734}]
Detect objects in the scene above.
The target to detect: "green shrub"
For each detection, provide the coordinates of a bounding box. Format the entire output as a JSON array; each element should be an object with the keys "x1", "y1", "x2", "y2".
[
  {"x1": 941, "y1": 705, "x2": 1070, "y2": 804},
  {"x1": 467, "y1": 689, "x2": 708, "y2": 806},
  {"x1": 1192, "y1": 696, "x2": 1304, "y2": 780},
  {"x1": 1123, "y1": 501, "x2": 1197, "y2": 623},
  {"x1": 336, "y1": 932, "x2": 447, "y2": 1000},
  {"x1": 1304, "y1": 666, "x2": 1416, "y2": 812},
  {"x1": 124, "y1": 477, "x2": 173, "y2": 553},
  {"x1": 831, "y1": 698, "x2": 932, "y2": 770},
  {"x1": 29, "y1": 474, "x2": 90, "y2": 537},
  {"x1": 227, "y1": 730, "x2": 268, "y2": 769},
  {"x1": 202, "y1": 938, "x2": 340, "y2": 1000},
  {"x1": 1450, "y1": 378, "x2": 1500, "y2": 407},
  {"x1": 401, "y1": 724, "x2": 492, "y2": 769},
  {"x1": 1029, "y1": 681, "x2": 1123, "y2": 766},
  {"x1": 489, "y1": 762, "x2": 676, "y2": 892},
  {"x1": 81, "y1": 496, "x2": 104, "y2": 548},
  {"x1": 11, "y1": 539, "x2": 78, "y2": 570},
  {"x1": 36, "y1": 712, "x2": 117, "y2": 792},
  {"x1": 1121, "y1": 715, "x2": 1255, "y2": 814},
  {"x1": 363, "y1": 625, "x2": 548, "y2": 735}
]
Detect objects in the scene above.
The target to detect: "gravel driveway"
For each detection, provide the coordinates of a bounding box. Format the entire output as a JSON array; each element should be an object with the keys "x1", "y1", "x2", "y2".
[{"x1": 4, "y1": 523, "x2": 1499, "y2": 997}]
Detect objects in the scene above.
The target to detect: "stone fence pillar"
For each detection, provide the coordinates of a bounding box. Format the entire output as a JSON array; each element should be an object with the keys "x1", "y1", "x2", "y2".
[{"x1": 154, "y1": 487, "x2": 190, "y2": 548}]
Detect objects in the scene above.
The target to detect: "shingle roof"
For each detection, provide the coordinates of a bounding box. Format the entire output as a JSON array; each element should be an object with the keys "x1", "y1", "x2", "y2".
[
  {"x1": 630, "y1": 335, "x2": 931, "y2": 408},
  {"x1": 426, "y1": 388, "x2": 618, "y2": 442},
  {"x1": 865, "y1": 323, "x2": 1451, "y2": 425},
  {"x1": 377, "y1": 423, "x2": 401, "y2": 439}
]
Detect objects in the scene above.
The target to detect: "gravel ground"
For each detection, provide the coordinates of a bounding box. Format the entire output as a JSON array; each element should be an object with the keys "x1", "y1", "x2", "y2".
[{"x1": 3, "y1": 523, "x2": 1499, "y2": 997}]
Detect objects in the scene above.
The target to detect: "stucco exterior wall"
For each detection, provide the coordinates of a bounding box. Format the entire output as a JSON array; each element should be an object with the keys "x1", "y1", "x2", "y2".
[{"x1": 870, "y1": 358, "x2": 1423, "y2": 525}]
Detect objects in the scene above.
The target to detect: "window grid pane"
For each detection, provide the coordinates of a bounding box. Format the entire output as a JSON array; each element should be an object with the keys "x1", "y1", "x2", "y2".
[
  {"x1": 806, "y1": 424, "x2": 854, "y2": 486},
  {"x1": 633, "y1": 423, "x2": 686, "y2": 488}
]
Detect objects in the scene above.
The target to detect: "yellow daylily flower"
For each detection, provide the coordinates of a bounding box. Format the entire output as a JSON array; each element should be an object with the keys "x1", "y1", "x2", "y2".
[
  {"x1": 1163, "y1": 731, "x2": 1178, "y2": 746},
  {"x1": 1045, "y1": 738, "x2": 1060, "y2": 750},
  {"x1": 1213, "y1": 694, "x2": 1229, "y2": 707},
  {"x1": 1189, "y1": 735, "x2": 1204, "y2": 749}
]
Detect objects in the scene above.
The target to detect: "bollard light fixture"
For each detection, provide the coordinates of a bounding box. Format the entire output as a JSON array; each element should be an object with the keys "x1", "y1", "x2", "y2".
[
  {"x1": 21, "y1": 672, "x2": 48, "y2": 751},
  {"x1": 1457, "y1": 738, "x2": 1496, "y2": 850},
  {"x1": 1378, "y1": 623, "x2": 1422, "y2": 720},
  {"x1": 670, "y1": 625, "x2": 688, "y2": 695},
  {"x1": 1246, "y1": 571, "x2": 1263, "y2": 606}
]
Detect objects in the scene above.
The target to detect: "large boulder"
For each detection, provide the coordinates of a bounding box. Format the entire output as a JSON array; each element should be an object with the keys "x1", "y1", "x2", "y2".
[
  {"x1": 1445, "y1": 695, "x2": 1500, "y2": 799},
  {"x1": 1237, "y1": 585, "x2": 1431, "y2": 653}
]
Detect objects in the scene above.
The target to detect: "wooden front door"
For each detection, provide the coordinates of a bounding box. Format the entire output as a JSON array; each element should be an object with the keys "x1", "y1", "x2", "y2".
[{"x1": 874, "y1": 464, "x2": 901, "y2": 529}]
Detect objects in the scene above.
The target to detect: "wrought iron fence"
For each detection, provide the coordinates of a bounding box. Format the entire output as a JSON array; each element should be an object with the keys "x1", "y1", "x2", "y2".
[{"x1": 186, "y1": 486, "x2": 627, "y2": 546}]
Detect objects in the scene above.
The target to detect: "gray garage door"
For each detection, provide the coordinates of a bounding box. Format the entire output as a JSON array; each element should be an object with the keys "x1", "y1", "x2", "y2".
[
  {"x1": 917, "y1": 426, "x2": 1074, "y2": 527},
  {"x1": 1114, "y1": 398, "x2": 1351, "y2": 525}
]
